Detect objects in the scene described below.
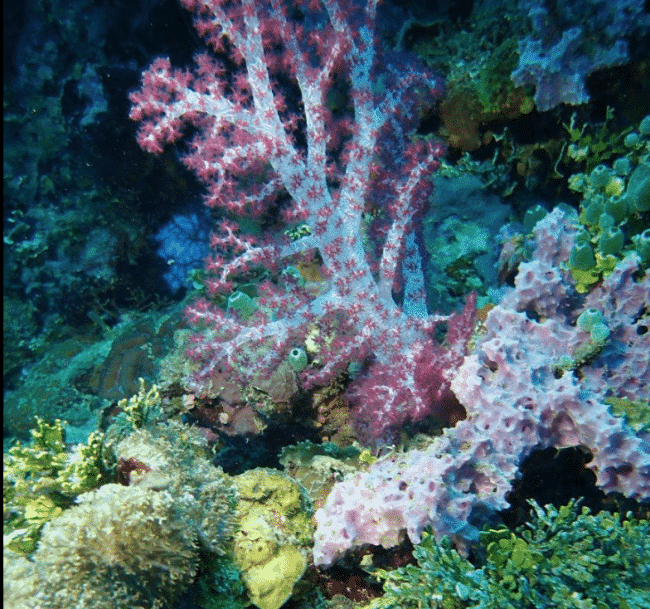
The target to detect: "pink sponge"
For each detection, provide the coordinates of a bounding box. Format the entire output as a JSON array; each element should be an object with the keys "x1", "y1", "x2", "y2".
[{"x1": 313, "y1": 208, "x2": 650, "y2": 567}]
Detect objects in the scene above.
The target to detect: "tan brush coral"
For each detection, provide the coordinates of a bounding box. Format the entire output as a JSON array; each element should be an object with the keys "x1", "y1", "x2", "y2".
[
  {"x1": 4, "y1": 422, "x2": 240, "y2": 609},
  {"x1": 114, "y1": 422, "x2": 239, "y2": 555},
  {"x1": 29, "y1": 484, "x2": 199, "y2": 609}
]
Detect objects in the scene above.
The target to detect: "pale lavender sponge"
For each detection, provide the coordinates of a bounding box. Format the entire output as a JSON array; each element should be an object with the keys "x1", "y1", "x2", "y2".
[{"x1": 313, "y1": 208, "x2": 650, "y2": 566}]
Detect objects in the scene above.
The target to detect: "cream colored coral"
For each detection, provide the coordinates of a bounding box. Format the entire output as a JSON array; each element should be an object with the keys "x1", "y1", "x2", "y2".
[
  {"x1": 115, "y1": 423, "x2": 239, "y2": 556},
  {"x1": 29, "y1": 484, "x2": 199, "y2": 609},
  {"x1": 3, "y1": 549, "x2": 39, "y2": 609},
  {"x1": 5, "y1": 422, "x2": 239, "y2": 609}
]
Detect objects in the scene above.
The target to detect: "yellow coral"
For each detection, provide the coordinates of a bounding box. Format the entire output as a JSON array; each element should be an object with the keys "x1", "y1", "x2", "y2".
[
  {"x1": 231, "y1": 469, "x2": 313, "y2": 609},
  {"x1": 245, "y1": 546, "x2": 307, "y2": 609}
]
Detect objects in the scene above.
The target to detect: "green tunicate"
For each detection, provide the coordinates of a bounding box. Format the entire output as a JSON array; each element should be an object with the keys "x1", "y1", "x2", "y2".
[
  {"x1": 582, "y1": 199, "x2": 604, "y2": 225},
  {"x1": 590, "y1": 323, "x2": 611, "y2": 344},
  {"x1": 523, "y1": 204, "x2": 547, "y2": 233},
  {"x1": 598, "y1": 226, "x2": 624, "y2": 256},
  {"x1": 574, "y1": 229, "x2": 591, "y2": 245},
  {"x1": 627, "y1": 162, "x2": 650, "y2": 212},
  {"x1": 589, "y1": 165, "x2": 611, "y2": 190},
  {"x1": 569, "y1": 242, "x2": 596, "y2": 270},
  {"x1": 288, "y1": 347, "x2": 308, "y2": 372},
  {"x1": 613, "y1": 157, "x2": 632, "y2": 176},
  {"x1": 598, "y1": 212, "x2": 615, "y2": 230},
  {"x1": 624, "y1": 132, "x2": 640, "y2": 148},
  {"x1": 228, "y1": 291, "x2": 258, "y2": 319},
  {"x1": 639, "y1": 115, "x2": 650, "y2": 136},
  {"x1": 604, "y1": 195, "x2": 628, "y2": 223},
  {"x1": 577, "y1": 308, "x2": 605, "y2": 332}
]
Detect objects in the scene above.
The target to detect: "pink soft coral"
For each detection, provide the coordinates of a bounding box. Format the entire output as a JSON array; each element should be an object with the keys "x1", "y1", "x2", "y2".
[{"x1": 349, "y1": 292, "x2": 475, "y2": 443}]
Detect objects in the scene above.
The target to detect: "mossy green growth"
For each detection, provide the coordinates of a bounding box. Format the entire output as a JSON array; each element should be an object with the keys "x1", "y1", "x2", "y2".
[
  {"x1": 3, "y1": 418, "x2": 105, "y2": 554},
  {"x1": 569, "y1": 252, "x2": 618, "y2": 293},
  {"x1": 631, "y1": 229, "x2": 650, "y2": 263},
  {"x1": 562, "y1": 108, "x2": 634, "y2": 174},
  {"x1": 481, "y1": 528, "x2": 544, "y2": 573},
  {"x1": 231, "y1": 468, "x2": 314, "y2": 609},
  {"x1": 367, "y1": 499, "x2": 650, "y2": 609},
  {"x1": 627, "y1": 162, "x2": 650, "y2": 212},
  {"x1": 605, "y1": 396, "x2": 650, "y2": 432}
]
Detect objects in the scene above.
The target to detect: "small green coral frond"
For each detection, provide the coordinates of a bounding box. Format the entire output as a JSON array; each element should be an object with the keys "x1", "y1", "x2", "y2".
[
  {"x1": 3, "y1": 419, "x2": 107, "y2": 555},
  {"x1": 56, "y1": 430, "x2": 106, "y2": 495},
  {"x1": 5, "y1": 418, "x2": 68, "y2": 476},
  {"x1": 118, "y1": 377, "x2": 161, "y2": 429},
  {"x1": 370, "y1": 532, "x2": 490, "y2": 609}
]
